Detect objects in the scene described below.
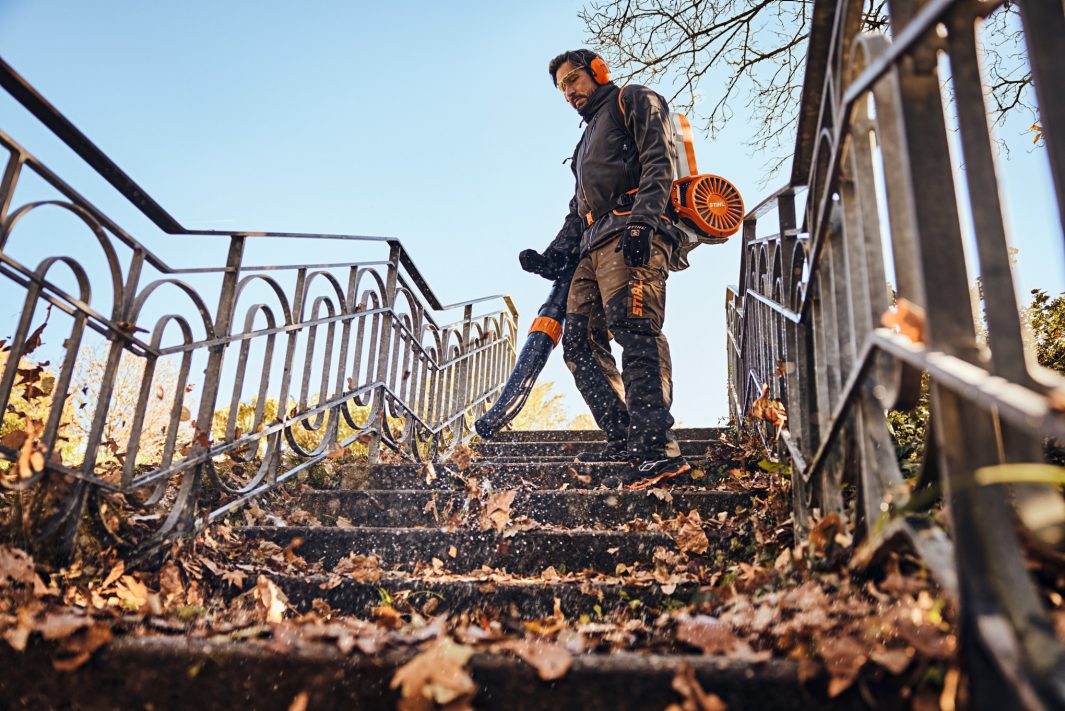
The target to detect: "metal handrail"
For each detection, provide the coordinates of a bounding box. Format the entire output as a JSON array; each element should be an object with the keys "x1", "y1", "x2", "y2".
[
  {"x1": 728, "y1": 0, "x2": 1065, "y2": 705},
  {"x1": 0, "y1": 58, "x2": 519, "y2": 560}
]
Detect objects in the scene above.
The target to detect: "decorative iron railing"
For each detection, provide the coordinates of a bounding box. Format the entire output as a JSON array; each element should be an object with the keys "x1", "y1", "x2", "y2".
[
  {"x1": 0, "y1": 59, "x2": 518, "y2": 560},
  {"x1": 727, "y1": 0, "x2": 1065, "y2": 706}
]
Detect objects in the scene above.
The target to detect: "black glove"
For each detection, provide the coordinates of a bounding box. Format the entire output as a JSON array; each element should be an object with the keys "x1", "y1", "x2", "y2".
[
  {"x1": 615, "y1": 222, "x2": 652, "y2": 267},
  {"x1": 519, "y1": 247, "x2": 570, "y2": 280}
]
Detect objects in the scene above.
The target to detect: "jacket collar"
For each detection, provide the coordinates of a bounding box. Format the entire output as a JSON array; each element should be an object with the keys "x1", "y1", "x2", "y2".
[{"x1": 577, "y1": 82, "x2": 619, "y2": 123}]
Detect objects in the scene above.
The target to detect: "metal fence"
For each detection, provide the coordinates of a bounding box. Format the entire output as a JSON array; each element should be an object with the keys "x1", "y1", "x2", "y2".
[
  {"x1": 0, "y1": 59, "x2": 517, "y2": 559},
  {"x1": 727, "y1": 0, "x2": 1065, "y2": 706}
]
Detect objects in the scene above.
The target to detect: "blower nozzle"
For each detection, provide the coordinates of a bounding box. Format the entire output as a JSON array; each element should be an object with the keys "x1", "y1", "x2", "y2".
[{"x1": 475, "y1": 273, "x2": 571, "y2": 439}]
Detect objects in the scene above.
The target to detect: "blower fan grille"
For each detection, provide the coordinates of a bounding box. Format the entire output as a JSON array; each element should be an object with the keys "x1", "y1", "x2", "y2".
[{"x1": 671, "y1": 174, "x2": 744, "y2": 239}]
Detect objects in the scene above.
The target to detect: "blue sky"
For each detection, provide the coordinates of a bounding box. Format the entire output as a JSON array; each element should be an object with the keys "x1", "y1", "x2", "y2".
[{"x1": 1, "y1": 0, "x2": 1061, "y2": 426}]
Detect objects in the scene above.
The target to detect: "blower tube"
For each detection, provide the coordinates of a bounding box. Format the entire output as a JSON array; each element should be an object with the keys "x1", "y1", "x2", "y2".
[{"x1": 475, "y1": 271, "x2": 572, "y2": 439}]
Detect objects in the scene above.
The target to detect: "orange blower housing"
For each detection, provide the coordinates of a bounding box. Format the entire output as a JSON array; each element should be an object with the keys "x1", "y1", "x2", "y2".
[
  {"x1": 668, "y1": 113, "x2": 744, "y2": 241},
  {"x1": 670, "y1": 173, "x2": 744, "y2": 239}
]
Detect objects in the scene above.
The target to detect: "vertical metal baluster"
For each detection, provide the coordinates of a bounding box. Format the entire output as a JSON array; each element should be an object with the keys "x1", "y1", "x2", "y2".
[
  {"x1": 368, "y1": 243, "x2": 400, "y2": 463},
  {"x1": 189, "y1": 236, "x2": 245, "y2": 526}
]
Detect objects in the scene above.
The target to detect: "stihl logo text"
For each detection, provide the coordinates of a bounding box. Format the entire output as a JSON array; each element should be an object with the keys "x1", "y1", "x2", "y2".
[{"x1": 631, "y1": 279, "x2": 645, "y2": 317}]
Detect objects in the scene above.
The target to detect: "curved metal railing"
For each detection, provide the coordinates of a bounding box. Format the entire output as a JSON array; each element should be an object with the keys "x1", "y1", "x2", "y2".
[
  {"x1": 727, "y1": 0, "x2": 1065, "y2": 706},
  {"x1": 0, "y1": 58, "x2": 518, "y2": 559}
]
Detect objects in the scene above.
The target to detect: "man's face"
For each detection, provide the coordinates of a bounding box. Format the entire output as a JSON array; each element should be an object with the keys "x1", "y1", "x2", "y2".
[{"x1": 555, "y1": 60, "x2": 597, "y2": 113}]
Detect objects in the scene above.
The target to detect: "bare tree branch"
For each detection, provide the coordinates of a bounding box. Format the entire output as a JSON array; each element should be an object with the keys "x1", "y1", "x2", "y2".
[{"x1": 580, "y1": 0, "x2": 1038, "y2": 183}]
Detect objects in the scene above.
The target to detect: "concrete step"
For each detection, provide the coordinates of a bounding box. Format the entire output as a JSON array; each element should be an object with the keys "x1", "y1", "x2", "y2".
[
  {"x1": 242, "y1": 526, "x2": 693, "y2": 575},
  {"x1": 301, "y1": 489, "x2": 747, "y2": 529},
  {"x1": 488, "y1": 427, "x2": 724, "y2": 443},
  {"x1": 476, "y1": 439, "x2": 716, "y2": 459},
  {"x1": 275, "y1": 573, "x2": 701, "y2": 618},
  {"x1": 1, "y1": 635, "x2": 849, "y2": 710},
  {"x1": 344, "y1": 461, "x2": 717, "y2": 491}
]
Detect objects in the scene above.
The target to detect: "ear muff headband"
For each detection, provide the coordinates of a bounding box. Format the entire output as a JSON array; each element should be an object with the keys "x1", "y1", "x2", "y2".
[{"x1": 588, "y1": 56, "x2": 610, "y2": 84}]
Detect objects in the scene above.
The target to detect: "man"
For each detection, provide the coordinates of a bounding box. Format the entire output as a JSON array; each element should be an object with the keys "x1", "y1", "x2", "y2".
[{"x1": 519, "y1": 48, "x2": 690, "y2": 489}]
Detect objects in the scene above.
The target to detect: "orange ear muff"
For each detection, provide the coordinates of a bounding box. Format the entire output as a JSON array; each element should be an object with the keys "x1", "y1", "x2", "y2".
[{"x1": 588, "y1": 56, "x2": 610, "y2": 84}]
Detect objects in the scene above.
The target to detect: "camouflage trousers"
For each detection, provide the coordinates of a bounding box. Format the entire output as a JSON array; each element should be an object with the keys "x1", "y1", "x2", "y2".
[{"x1": 562, "y1": 233, "x2": 680, "y2": 458}]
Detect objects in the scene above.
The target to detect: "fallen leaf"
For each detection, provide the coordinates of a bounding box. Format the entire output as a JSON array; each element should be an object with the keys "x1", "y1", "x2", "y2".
[
  {"x1": 0, "y1": 546, "x2": 38, "y2": 587},
  {"x1": 445, "y1": 443, "x2": 475, "y2": 470},
  {"x1": 818, "y1": 635, "x2": 867, "y2": 697},
  {"x1": 221, "y1": 569, "x2": 247, "y2": 589},
  {"x1": 115, "y1": 320, "x2": 148, "y2": 335},
  {"x1": 673, "y1": 511, "x2": 710, "y2": 555},
  {"x1": 391, "y1": 637, "x2": 476, "y2": 710},
  {"x1": 750, "y1": 383, "x2": 787, "y2": 431},
  {"x1": 649, "y1": 488, "x2": 674, "y2": 503},
  {"x1": 497, "y1": 639, "x2": 572, "y2": 680},
  {"x1": 481, "y1": 491, "x2": 516, "y2": 533},
  {"x1": 288, "y1": 691, "x2": 309, "y2": 711},
  {"x1": 113, "y1": 575, "x2": 149, "y2": 611},
  {"x1": 95, "y1": 561, "x2": 124, "y2": 594},
  {"x1": 667, "y1": 662, "x2": 726, "y2": 711},
  {"x1": 254, "y1": 575, "x2": 288, "y2": 624},
  {"x1": 36, "y1": 612, "x2": 92, "y2": 640},
  {"x1": 880, "y1": 298, "x2": 926, "y2": 344},
  {"x1": 333, "y1": 553, "x2": 382, "y2": 583},
  {"x1": 675, "y1": 615, "x2": 739, "y2": 655},
  {"x1": 870, "y1": 646, "x2": 913, "y2": 675},
  {"x1": 51, "y1": 623, "x2": 112, "y2": 671}
]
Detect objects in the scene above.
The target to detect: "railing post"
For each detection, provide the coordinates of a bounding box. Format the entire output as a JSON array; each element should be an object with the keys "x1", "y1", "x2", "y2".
[
  {"x1": 454, "y1": 304, "x2": 474, "y2": 434},
  {"x1": 188, "y1": 235, "x2": 245, "y2": 521},
  {"x1": 367, "y1": 242, "x2": 401, "y2": 463}
]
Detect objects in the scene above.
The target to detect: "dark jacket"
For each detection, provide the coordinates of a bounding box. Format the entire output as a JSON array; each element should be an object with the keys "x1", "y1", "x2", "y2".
[{"x1": 549, "y1": 82, "x2": 682, "y2": 257}]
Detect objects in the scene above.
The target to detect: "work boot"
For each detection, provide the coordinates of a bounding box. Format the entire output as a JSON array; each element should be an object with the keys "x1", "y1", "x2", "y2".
[
  {"x1": 574, "y1": 440, "x2": 629, "y2": 463},
  {"x1": 602, "y1": 454, "x2": 691, "y2": 490}
]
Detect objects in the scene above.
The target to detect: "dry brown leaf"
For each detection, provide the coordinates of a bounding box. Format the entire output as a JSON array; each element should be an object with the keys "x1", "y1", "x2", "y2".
[
  {"x1": 749, "y1": 383, "x2": 787, "y2": 430},
  {"x1": 158, "y1": 562, "x2": 185, "y2": 604},
  {"x1": 481, "y1": 491, "x2": 516, "y2": 533},
  {"x1": 254, "y1": 575, "x2": 288, "y2": 624},
  {"x1": 675, "y1": 615, "x2": 738, "y2": 655},
  {"x1": 445, "y1": 443, "x2": 475, "y2": 470},
  {"x1": 0, "y1": 545, "x2": 38, "y2": 587},
  {"x1": 333, "y1": 553, "x2": 382, "y2": 583},
  {"x1": 870, "y1": 646, "x2": 913, "y2": 675},
  {"x1": 221, "y1": 569, "x2": 247, "y2": 589},
  {"x1": 391, "y1": 637, "x2": 476, "y2": 710},
  {"x1": 113, "y1": 576, "x2": 149, "y2": 611},
  {"x1": 667, "y1": 663, "x2": 727, "y2": 711},
  {"x1": 880, "y1": 297, "x2": 926, "y2": 344},
  {"x1": 36, "y1": 612, "x2": 92, "y2": 640},
  {"x1": 97, "y1": 560, "x2": 125, "y2": 591},
  {"x1": 14, "y1": 419, "x2": 46, "y2": 480},
  {"x1": 818, "y1": 635, "x2": 867, "y2": 698},
  {"x1": 288, "y1": 691, "x2": 309, "y2": 711},
  {"x1": 51, "y1": 623, "x2": 112, "y2": 671},
  {"x1": 497, "y1": 639, "x2": 572, "y2": 680},
  {"x1": 673, "y1": 511, "x2": 710, "y2": 555}
]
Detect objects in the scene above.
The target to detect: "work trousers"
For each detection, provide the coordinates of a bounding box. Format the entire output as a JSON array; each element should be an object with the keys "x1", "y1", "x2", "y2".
[{"x1": 562, "y1": 234, "x2": 680, "y2": 458}]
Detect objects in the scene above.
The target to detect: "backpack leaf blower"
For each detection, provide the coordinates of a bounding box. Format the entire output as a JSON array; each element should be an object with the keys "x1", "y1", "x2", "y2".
[{"x1": 666, "y1": 114, "x2": 744, "y2": 270}]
